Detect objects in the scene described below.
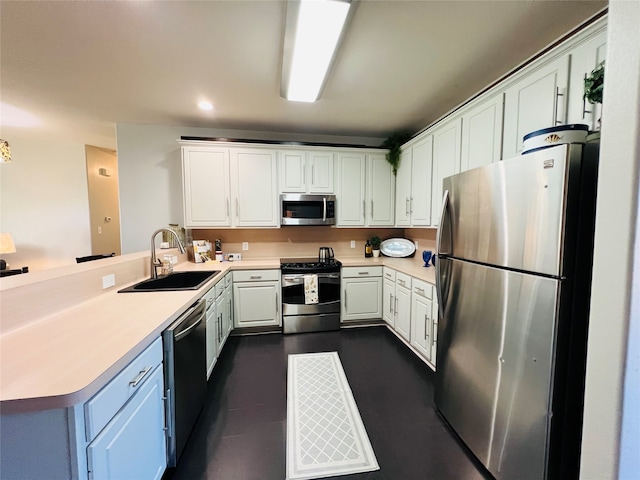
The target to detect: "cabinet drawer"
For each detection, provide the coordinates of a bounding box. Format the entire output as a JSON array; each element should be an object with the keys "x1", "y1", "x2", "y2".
[
  {"x1": 412, "y1": 278, "x2": 433, "y2": 299},
  {"x1": 396, "y1": 272, "x2": 412, "y2": 289},
  {"x1": 225, "y1": 272, "x2": 233, "y2": 287},
  {"x1": 85, "y1": 337, "x2": 163, "y2": 442},
  {"x1": 233, "y1": 269, "x2": 280, "y2": 282},
  {"x1": 215, "y1": 278, "x2": 226, "y2": 298},
  {"x1": 342, "y1": 266, "x2": 383, "y2": 278},
  {"x1": 383, "y1": 267, "x2": 396, "y2": 281}
]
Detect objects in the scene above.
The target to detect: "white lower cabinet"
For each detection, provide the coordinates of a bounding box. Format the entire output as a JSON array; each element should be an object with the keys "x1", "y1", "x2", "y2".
[
  {"x1": 393, "y1": 273, "x2": 412, "y2": 341},
  {"x1": 87, "y1": 366, "x2": 166, "y2": 480},
  {"x1": 431, "y1": 289, "x2": 439, "y2": 366},
  {"x1": 233, "y1": 270, "x2": 281, "y2": 328},
  {"x1": 341, "y1": 266, "x2": 382, "y2": 322},
  {"x1": 410, "y1": 280, "x2": 435, "y2": 364},
  {"x1": 222, "y1": 278, "x2": 233, "y2": 346},
  {"x1": 382, "y1": 268, "x2": 396, "y2": 327},
  {"x1": 204, "y1": 286, "x2": 219, "y2": 379},
  {"x1": 86, "y1": 337, "x2": 167, "y2": 480}
]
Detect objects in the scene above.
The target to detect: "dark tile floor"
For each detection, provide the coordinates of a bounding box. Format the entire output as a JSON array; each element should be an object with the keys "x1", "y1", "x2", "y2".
[{"x1": 168, "y1": 326, "x2": 492, "y2": 480}]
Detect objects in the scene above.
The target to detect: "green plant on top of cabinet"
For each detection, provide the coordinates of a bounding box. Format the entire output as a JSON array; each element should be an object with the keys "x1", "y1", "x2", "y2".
[
  {"x1": 502, "y1": 55, "x2": 570, "y2": 159},
  {"x1": 395, "y1": 134, "x2": 434, "y2": 227},
  {"x1": 431, "y1": 117, "x2": 462, "y2": 227},
  {"x1": 279, "y1": 150, "x2": 335, "y2": 194},
  {"x1": 567, "y1": 28, "x2": 607, "y2": 131}
]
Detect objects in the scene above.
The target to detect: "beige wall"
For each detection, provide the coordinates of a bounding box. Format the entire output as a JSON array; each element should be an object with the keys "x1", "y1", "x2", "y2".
[
  {"x1": 185, "y1": 227, "x2": 436, "y2": 260},
  {"x1": 85, "y1": 145, "x2": 121, "y2": 256},
  {"x1": 0, "y1": 134, "x2": 91, "y2": 271}
]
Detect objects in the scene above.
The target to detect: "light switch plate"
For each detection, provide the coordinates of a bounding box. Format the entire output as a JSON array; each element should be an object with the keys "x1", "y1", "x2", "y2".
[
  {"x1": 350, "y1": 241, "x2": 356, "y2": 248},
  {"x1": 102, "y1": 274, "x2": 116, "y2": 289},
  {"x1": 242, "y1": 242, "x2": 249, "y2": 251}
]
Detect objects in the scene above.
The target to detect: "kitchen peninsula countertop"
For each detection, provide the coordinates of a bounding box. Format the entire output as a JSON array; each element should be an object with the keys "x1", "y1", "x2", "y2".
[{"x1": 0, "y1": 255, "x2": 434, "y2": 413}]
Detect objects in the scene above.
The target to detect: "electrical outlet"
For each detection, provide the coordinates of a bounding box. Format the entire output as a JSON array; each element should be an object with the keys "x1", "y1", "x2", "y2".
[
  {"x1": 350, "y1": 240, "x2": 356, "y2": 248},
  {"x1": 414, "y1": 240, "x2": 419, "y2": 249},
  {"x1": 97, "y1": 226, "x2": 102, "y2": 235},
  {"x1": 242, "y1": 242, "x2": 249, "y2": 251},
  {"x1": 102, "y1": 274, "x2": 116, "y2": 289}
]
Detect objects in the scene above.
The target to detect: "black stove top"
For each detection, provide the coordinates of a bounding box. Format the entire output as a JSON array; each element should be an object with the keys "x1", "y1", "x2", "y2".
[{"x1": 280, "y1": 257, "x2": 342, "y2": 274}]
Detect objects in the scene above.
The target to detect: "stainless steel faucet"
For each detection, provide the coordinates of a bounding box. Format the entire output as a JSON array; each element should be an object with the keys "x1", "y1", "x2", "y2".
[{"x1": 150, "y1": 228, "x2": 186, "y2": 279}]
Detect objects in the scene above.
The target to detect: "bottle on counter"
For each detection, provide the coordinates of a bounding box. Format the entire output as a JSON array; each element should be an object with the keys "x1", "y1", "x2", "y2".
[{"x1": 365, "y1": 240, "x2": 373, "y2": 258}]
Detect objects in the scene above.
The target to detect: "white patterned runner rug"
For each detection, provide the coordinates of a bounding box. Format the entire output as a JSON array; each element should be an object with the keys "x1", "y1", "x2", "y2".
[{"x1": 286, "y1": 352, "x2": 379, "y2": 480}]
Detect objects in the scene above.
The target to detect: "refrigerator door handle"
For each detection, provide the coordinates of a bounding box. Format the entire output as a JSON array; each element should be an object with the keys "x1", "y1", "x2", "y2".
[{"x1": 436, "y1": 189, "x2": 451, "y2": 256}]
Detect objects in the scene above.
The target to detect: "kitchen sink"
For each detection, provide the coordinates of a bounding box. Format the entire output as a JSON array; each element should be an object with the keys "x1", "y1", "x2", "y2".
[{"x1": 118, "y1": 270, "x2": 220, "y2": 292}]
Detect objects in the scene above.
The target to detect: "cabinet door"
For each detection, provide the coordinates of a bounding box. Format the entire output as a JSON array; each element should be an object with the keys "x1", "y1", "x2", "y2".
[
  {"x1": 502, "y1": 55, "x2": 570, "y2": 159},
  {"x1": 182, "y1": 147, "x2": 231, "y2": 227},
  {"x1": 279, "y1": 150, "x2": 306, "y2": 193},
  {"x1": 308, "y1": 151, "x2": 334, "y2": 194},
  {"x1": 394, "y1": 147, "x2": 412, "y2": 227},
  {"x1": 382, "y1": 278, "x2": 395, "y2": 327},
  {"x1": 460, "y1": 94, "x2": 504, "y2": 172},
  {"x1": 431, "y1": 118, "x2": 462, "y2": 227},
  {"x1": 567, "y1": 30, "x2": 607, "y2": 131},
  {"x1": 367, "y1": 153, "x2": 395, "y2": 226},
  {"x1": 215, "y1": 293, "x2": 225, "y2": 356},
  {"x1": 410, "y1": 135, "x2": 433, "y2": 226},
  {"x1": 87, "y1": 366, "x2": 166, "y2": 480},
  {"x1": 411, "y1": 294, "x2": 432, "y2": 361},
  {"x1": 206, "y1": 301, "x2": 218, "y2": 379},
  {"x1": 341, "y1": 277, "x2": 382, "y2": 321},
  {"x1": 224, "y1": 283, "x2": 234, "y2": 341},
  {"x1": 233, "y1": 281, "x2": 280, "y2": 327},
  {"x1": 336, "y1": 153, "x2": 366, "y2": 226},
  {"x1": 431, "y1": 294, "x2": 439, "y2": 368},
  {"x1": 230, "y1": 149, "x2": 279, "y2": 227},
  {"x1": 394, "y1": 285, "x2": 412, "y2": 341}
]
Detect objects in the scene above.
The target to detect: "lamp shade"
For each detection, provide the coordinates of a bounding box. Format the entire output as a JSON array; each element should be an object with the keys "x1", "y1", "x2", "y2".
[{"x1": 0, "y1": 233, "x2": 16, "y2": 254}]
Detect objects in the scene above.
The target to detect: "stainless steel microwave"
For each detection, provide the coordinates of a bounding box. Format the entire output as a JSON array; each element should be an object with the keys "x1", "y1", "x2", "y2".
[{"x1": 280, "y1": 194, "x2": 336, "y2": 226}]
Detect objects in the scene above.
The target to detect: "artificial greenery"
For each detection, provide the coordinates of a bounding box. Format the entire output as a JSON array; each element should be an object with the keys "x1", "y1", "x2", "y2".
[
  {"x1": 381, "y1": 131, "x2": 412, "y2": 176},
  {"x1": 369, "y1": 235, "x2": 381, "y2": 250},
  {"x1": 584, "y1": 61, "x2": 605, "y2": 105}
]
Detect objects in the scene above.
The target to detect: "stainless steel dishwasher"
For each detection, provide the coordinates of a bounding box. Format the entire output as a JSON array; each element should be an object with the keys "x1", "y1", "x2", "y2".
[{"x1": 163, "y1": 299, "x2": 207, "y2": 467}]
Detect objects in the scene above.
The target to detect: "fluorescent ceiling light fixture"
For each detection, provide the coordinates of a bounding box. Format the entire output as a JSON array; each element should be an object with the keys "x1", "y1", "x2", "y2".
[
  {"x1": 198, "y1": 100, "x2": 214, "y2": 111},
  {"x1": 282, "y1": 0, "x2": 352, "y2": 103}
]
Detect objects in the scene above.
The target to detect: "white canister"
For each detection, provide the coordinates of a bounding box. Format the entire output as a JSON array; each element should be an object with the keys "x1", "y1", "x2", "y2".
[{"x1": 522, "y1": 124, "x2": 589, "y2": 154}]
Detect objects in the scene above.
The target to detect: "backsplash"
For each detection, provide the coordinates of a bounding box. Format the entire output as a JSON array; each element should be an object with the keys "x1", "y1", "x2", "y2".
[{"x1": 185, "y1": 227, "x2": 437, "y2": 260}]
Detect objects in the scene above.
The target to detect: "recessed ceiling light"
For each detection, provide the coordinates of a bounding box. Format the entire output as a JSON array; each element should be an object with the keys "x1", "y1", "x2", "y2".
[{"x1": 198, "y1": 100, "x2": 214, "y2": 111}]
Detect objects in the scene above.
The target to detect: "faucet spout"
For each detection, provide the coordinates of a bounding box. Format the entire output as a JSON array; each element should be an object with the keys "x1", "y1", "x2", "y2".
[{"x1": 150, "y1": 228, "x2": 186, "y2": 279}]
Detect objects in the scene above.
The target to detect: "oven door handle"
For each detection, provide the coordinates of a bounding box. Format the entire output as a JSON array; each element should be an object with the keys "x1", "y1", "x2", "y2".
[{"x1": 282, "y1": 273, "x2": 341, "y2": 283}]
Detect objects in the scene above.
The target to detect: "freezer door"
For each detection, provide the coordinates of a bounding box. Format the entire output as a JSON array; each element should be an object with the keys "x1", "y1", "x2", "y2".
[
  {"x1": 435, "y1": 257, "x2": 559, "y2": 480},
  {"x1": 440, "y1": 144, "x2": 584, "y2": 277}
]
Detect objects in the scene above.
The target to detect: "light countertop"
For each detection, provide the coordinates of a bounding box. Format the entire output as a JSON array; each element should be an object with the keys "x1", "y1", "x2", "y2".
[{"x1": 0, "y1": 255, "x2": 434, "y2": 413}]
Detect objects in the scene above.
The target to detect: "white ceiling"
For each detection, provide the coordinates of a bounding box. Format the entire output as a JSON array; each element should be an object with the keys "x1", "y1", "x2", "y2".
[{"x1": 0, "y1": 0, "x2": 607, "y2": 150}]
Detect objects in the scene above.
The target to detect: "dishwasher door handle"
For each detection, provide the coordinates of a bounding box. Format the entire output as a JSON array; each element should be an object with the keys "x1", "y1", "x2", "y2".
[{"x1": 175, "y1": 315, "x2": 204, "y2": 341}]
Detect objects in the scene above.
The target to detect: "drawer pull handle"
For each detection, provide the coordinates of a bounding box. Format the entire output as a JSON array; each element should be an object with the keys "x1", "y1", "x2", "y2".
[
  {"x1": 415, "y1": 287, "x2": 425, "y2": 294},
  {"x1": 250, "y1": 275, "x2": 262, "y2": 280},
  {"x1": 129, "y1": 366, "x2": 152, "y2": 388},
  {"x1": 358, "y1": 271, "x2": 369, "y2": 275}
]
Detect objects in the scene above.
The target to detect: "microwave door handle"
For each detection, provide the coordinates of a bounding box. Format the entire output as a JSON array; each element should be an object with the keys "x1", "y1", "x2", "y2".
[{"x1": 323, "y1": 197, "x2": 327, "y2": 222}]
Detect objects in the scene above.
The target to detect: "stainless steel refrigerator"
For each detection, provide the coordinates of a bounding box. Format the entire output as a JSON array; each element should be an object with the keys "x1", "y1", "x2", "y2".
[{"x1": 434, "y1": 143, "x2": 599, "y2": 480}]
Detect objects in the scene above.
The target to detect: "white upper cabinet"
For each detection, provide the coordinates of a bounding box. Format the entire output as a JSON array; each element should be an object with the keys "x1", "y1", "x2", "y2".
[
  {"x1": 394, "y1": 146, "x2": 412, "y2": 227},
  {"x1": 460, "y1": 93, "x2": 504, "y2": 172},
  {"x1": 230, "y1": 148, "x2": 279, "y2": 227},
  {"x1": 410, "y1": 135, "x2": 433, "y2": 226},
  {"x1": 567, "y1": 29, "x2": 607, "y2": 131},
  {"x1": 431, "y1": 117, "x2": 462, "y2": 227},
  {"x1": 336, "y1": 152, "x2": 367, "y2": 226},
  {"x1": 394, "y1": 136, "x2": 433, "y2": 227},
  {"x1": 502, "y1": 55, "x2": 570, "y2": 159},
  {"x1": 367, "y1": 153, "x2": 395, "y2": 226},
  {"x1": 182, "y1": 146, "x2": 231, "y2": 228},
  {"x1": 279, "y1": 150, "x2": 334, "y2": 194}
]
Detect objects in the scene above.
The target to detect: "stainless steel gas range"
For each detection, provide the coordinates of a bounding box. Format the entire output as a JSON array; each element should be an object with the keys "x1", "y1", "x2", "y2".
[{"x1": 280, "y1": 257, "x2": 342, "y2": 334}]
